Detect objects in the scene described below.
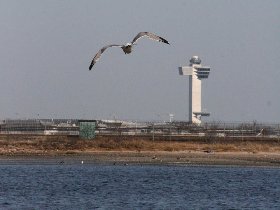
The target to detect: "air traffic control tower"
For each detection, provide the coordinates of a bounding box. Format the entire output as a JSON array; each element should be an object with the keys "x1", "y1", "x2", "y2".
[{"x1": 178, "y1": 56, "x2": 210, "y2": 124}]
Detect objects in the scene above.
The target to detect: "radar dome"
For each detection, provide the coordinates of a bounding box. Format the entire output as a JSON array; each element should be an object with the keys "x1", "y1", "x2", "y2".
[{"x1": 190, "y1": 56, "x2": 201, "y2": 65}]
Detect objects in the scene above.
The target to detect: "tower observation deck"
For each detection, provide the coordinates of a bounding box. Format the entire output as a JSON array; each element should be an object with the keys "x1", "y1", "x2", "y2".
[{"x1": 178, "y1": 56, "x2": 210, "y2": 124}]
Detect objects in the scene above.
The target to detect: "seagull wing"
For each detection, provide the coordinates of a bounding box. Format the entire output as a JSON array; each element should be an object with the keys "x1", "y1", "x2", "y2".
[
  {"x1": 131, "y1": 32, "x2": 170, "y2": 45},
  {"x1": 89, "y1": 44, "x2": 123, "y2": 70}
]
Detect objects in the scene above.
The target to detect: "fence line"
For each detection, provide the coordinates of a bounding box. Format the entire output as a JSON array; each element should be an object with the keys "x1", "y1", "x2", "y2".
[{"x1": 0, "y1": 119, "x2": 279, "y2": 139}]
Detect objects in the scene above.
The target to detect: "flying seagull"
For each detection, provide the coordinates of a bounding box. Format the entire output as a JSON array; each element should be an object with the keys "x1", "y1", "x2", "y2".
[{"x1": 89, "y1": 32, "x2": 169, "y2": 70}]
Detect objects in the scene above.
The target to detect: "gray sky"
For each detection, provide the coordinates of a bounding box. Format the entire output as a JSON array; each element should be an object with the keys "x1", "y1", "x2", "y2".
[{"x1": 0, "y1": 0, "x2": 279, "y2": 122}]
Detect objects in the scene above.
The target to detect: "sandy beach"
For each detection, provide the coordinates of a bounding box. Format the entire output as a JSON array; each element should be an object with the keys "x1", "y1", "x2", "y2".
[{"x1": 1, "y1": 151, "x2": 280, "y2": 167}]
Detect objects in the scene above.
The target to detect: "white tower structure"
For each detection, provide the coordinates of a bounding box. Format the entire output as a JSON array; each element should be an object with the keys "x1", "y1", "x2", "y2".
[{"x1": 178, "y1": 56, "x2": 210, "y2": 124}]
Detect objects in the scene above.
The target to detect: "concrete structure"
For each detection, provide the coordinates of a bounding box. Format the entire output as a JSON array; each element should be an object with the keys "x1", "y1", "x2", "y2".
[{"x1": 178, "y1": 56, "x2": 210, "y2": 124}]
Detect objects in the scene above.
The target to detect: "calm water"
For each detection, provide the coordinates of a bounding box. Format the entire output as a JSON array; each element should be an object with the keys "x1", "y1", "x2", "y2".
[{"x1": 0, "y1": 163, "x2": 279, "y2": 210}]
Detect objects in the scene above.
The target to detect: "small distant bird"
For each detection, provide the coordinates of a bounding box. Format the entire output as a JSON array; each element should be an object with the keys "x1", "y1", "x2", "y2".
[{"x1": 89, "y1": 32, "x2": 170, "y2": 70}]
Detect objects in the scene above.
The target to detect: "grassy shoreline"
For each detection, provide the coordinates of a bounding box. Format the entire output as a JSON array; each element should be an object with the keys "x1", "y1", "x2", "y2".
[
  {"x1": 1, "y1": 134, "x2": 280, "y2": 153},
  {"x1": 0, "y1": 135, "x2": 280, "y2": 166}
]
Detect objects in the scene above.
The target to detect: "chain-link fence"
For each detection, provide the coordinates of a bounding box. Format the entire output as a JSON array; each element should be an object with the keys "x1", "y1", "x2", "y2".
[
  {"x1": 95, "y1": 120, "x2": 280, "y2": 141},
  {"x1": 0, "y1": 119, "x2": 279, "y2": 141},
  {"x1": 0, "y1": 119, "x2": 79, "y2": 135}
]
